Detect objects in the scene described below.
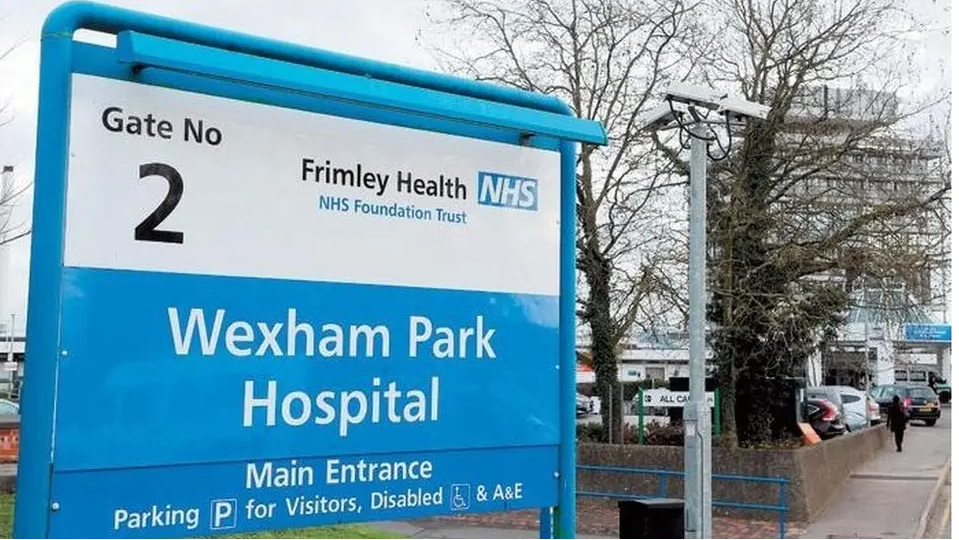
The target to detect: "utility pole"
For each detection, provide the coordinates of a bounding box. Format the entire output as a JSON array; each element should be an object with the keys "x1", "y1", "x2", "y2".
[
  {"x1": 7, "y1": 314, "x2": 13, "y2": 363},
  {"x1": 7, "y1": 313, "x2": 14, "y2": 398},
  {"x1": 638, "y1": 83, "x2": 770, "y2": 540},
  {"x1": 683, "y1": 121, "x2": 711, "y2": 539}
]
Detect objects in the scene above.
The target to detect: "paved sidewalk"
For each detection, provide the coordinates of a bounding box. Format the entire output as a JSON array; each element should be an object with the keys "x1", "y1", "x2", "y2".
[
  {"x1": 800, "y1": 409, "x2": 951, "y2": 539},
  {"x1": 386, "y1": 497, "x2": 805, "y2": 538},
  {"x1": 374, "y1": 520, "x2": 612, "y2": 538},
  {"x1": 922, "y1": 478, "x2": 951, "y2": 539}
]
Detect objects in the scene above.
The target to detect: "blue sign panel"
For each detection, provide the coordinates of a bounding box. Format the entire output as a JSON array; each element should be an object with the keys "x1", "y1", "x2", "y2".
[
  {"x1": 904, "y1": 324, "x2": 951, "y2": 342},
  {"x1": 54, "y1": 267, "x2": 559, "y2": 470},
  {"x1": 51, "y1": 447, "x2": 556, "y2": 538},
  {"x1": 17, "y1": 2, "x2": 605, "y2": 539}
]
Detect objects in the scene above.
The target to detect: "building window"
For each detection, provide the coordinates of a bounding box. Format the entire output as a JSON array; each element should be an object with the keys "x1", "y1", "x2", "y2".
[{"x1": 646, "y1": 367, "x2": 666, "y2": 381}]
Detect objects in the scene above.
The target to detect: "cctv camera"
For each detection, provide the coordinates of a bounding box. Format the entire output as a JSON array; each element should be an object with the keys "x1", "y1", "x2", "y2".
[
  {"x1": 639, "y1": 103, "x2": 682, "y2": 131},
  {"x1": 717, "y1": 95, "x2": 771, "y2": 121},
  {"x1": 665, "y1": 83, "x2": 728, "y2": 110}
]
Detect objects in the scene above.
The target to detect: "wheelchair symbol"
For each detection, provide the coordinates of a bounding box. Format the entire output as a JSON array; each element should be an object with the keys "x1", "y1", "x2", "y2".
[{"x1": 451, "y1": 484, "x2": 471, "y2": 511}]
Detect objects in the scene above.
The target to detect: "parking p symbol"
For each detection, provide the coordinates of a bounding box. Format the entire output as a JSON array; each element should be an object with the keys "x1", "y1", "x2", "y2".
[{"x1": 211, "y1": 499, "x2": 237, "y2": 530}]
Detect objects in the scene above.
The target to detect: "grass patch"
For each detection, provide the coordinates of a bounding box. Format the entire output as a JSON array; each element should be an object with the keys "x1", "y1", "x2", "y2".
[
  {"x1": 0, "y1": 494, "x2": 12, "y2": 538},
  {"x1": 0, "y1": 494, "x2": 401, "y2": 539},
  {"x1": 210, "y1": 524, "x2": 400, "y2": 539}
]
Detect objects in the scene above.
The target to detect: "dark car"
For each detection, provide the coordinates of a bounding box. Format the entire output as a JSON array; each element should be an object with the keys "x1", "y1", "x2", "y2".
[
  {"x1": 804, "y1": 398, "x2": 847, "y2": 440},
  {"x1": 901, "y1": 385, "x2": 941, "y2": 426},
  {"x1": 873, "y1": 383, "x2": 942, "y2": 426},
  {"x1": 805, "y1": 386, "x2": 847, "y2": 428},
  {"x1": 873, "y1": 383, "x2": 909, "y2": 418}
]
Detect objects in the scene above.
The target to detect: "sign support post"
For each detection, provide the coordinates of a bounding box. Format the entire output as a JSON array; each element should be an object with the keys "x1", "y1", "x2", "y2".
[
  {"x1": 14, "y1": 3, "x2": 607, "y2": 539},
  {"x1": 14, "y1": 21, "x2": 73, "y2": 538},
  {"x1": 557, "y1": 138, "x2": 579, "y2": 539},
  {"x1": 713, "y1": 390, "x2": 721, "y2": 438},
  {"x1": 637, "y1": 389, "x2": 645, "y2": 445}
]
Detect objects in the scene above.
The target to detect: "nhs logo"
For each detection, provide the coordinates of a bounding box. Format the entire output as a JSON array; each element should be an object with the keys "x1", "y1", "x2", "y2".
[{"x1": 477, "y1": 172, "x2": 538, "y2": 211}]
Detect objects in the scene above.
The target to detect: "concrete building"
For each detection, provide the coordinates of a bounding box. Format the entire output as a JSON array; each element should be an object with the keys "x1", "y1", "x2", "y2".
[
  {"x1": 779, "y1": 85, "x2": 952, "y2": 389},
  {"x1": 0, "y1": 166, "x2": 27, "y2": 398},
  {"x1": 575, "y1": 328, "x2": 707, "y2": 385},
  {"x1": 0, "y1": 329, "x2": 24, "y2": 399}
]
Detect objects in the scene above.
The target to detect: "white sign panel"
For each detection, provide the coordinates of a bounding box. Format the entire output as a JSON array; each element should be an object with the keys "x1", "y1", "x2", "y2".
[
  {"x1": 642, "y1": 389, "x2": 715, "y2": 408},
  {"x1": 64, "y1": 74, "x2": 561, "y2": 296}
]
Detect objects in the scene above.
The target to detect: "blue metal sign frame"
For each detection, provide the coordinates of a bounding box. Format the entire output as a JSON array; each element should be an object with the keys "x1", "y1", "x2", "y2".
[{"x1": 15, "y1": 1, "x2": 606, "y2": 538}]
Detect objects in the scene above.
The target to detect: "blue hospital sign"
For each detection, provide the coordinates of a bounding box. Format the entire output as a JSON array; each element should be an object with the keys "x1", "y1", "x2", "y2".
[
  {"x1": 19, "y1": 5, "x2": 605, "y2": 538},
  {"x1": 44, "y1": 74, "x2": 561, "y2": 536},
  {"x1": 903, "y1": 324, "x2": 951, "y2": 342}
]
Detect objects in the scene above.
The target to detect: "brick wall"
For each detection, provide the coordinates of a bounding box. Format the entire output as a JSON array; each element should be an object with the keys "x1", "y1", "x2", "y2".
[{"x1": 578, "y1": 425, "x2": 890, "y2": 523}]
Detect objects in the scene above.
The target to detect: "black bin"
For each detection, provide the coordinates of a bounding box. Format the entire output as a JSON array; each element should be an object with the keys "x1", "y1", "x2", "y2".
[{"x1": 618, "y1": 498, "x2": 684, "y2": 539}]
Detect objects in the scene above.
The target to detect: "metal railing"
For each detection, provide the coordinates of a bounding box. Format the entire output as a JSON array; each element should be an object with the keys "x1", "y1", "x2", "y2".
[{"x1": 577, "y1": 464, "x2": 789, "y2": 539}]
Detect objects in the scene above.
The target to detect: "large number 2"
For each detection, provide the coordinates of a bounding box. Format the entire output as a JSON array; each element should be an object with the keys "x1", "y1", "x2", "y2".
[{"x1": 135, "y1": 162, "x2": 184, "y2": 244}]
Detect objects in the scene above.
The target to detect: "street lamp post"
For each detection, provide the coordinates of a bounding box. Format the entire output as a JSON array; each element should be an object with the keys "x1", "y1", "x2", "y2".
[
  {"x1": 684, "y1": 121, "x2": 711, "y2": 539},
  {"x1": 639, "y1": 84, "x2": 770, "y2": 539}
]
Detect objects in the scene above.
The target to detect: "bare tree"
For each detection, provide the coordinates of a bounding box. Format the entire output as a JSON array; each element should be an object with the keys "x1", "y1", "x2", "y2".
[
  {"x1": 652, "y1": 0, "x2": 950, "y2": 445},
  {"x1": 424, "y1": 0, "x2": 695, "y2": 441},
  {"x1": 0, "y1": 28, "x2": 31, "y2": 246},
  {"x1": 0, "y1": 167, "x2": 29, "y2": 247},
  {"x1": 0, "y1": 15, "x2": 26, "y2": 131}
]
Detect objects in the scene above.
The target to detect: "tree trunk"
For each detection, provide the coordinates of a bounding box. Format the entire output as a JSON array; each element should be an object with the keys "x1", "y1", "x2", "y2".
[
  {"x1": 737, "y1": 374, "x2": 775, "y2": 445},
  {"x1": 583, "y1": 251, "x2": 622, "y2": 443},
  {"x1": 719, "y1": 363, "x2": 738, "y2": 447},
  {"x1": 595, "y1": 362, "x2": 623, "y2": 444}
]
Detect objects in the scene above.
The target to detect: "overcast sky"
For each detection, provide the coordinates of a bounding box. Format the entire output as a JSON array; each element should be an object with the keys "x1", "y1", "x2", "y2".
[{"x1": 0, "y1": 0, "x2": 953, "y2": 333}]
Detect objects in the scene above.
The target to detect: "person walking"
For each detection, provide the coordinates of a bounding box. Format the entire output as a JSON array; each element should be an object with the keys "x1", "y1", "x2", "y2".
[{"x1": 887, "y1": 394, "x2": 908, "y2": 452}]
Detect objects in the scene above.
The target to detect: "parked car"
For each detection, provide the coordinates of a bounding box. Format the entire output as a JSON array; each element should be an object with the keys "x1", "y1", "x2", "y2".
[
  {"x1": 576, "y1": 393, "x2": 590, "y2": 417},
  {"x1": 873, "y1": 383, "x2": 942, "y2": 426},
  {"x1": 873, "y1": 383, "x2": 911, "y2": 419},
  {"x1": 836, "y1": 386, "x2": 871, "y2": 431},
  {"x1": 901, "y1": 384, "x2": 941, "y2": 426},
  {"x1": 804, "y1": 398, "x2": 847, "y2": 440},
  {"x1": 0, "y1": 398, "x2": 17, "y2": 416},
  {"x1": 805, "y1": 386, "x2": 848, "y2": 429},
  {"x1": 867, "y1": 395, "x2": 881, "y2": 426}
]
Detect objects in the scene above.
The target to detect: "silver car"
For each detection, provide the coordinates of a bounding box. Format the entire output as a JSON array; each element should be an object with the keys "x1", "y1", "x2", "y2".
[
  {"x1": 576, "y1": 393, "x2": 590, "y2": 417},
  {"x1": 0, "y1": 398, "x2": 17, "y2": 416},
  {"x1": 836, "y1": 386, "x2": 870, "y2": 431},
  {"x1": 836, "y1": 386, "x2": 879, "y2": 431}
]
